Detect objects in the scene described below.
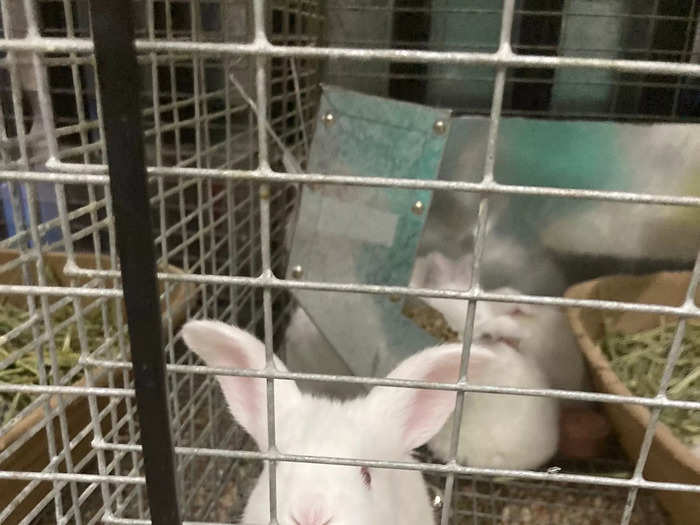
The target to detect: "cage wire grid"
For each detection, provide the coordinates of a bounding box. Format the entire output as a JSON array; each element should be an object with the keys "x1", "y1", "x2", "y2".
[{"x1": 0, "y1": 0, "x2": 699, "y2": 524}]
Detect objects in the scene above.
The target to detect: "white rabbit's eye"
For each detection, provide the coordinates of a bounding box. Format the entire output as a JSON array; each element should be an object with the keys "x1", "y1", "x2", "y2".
[{"x1": 360, "y1": 466, "x2": 372, "y2": 488}]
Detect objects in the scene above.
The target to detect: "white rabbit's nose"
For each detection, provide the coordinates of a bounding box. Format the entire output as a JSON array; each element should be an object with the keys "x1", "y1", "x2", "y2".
[{"x1": 290, "y1": 504, "x2": 332, "y2": 525}]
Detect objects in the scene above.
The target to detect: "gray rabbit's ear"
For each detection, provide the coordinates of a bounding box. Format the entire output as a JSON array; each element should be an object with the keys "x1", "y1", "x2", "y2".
[{"x1": 182, "y1": 320, "x2": 301, "y2": 450}]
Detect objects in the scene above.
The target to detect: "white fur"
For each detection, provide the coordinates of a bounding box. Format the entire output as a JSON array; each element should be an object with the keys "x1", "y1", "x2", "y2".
[
  {"x1": 475, "y1": 305, "x2": 592, "y2": 394},
  {"x1": 408, "y1": 251, "x2": 526, "y2": 333},
  {"x1": 410, "y1": 251, "x2": 590, "y2": 395},
  {"x1": 241, "y1": 397, "x2": 434, "y2": 525},
  {"x1": 428, "y1": 341, "x2": 560, "y2": 470},
  {"x1": 182, "y1": 320, "x2": 464, "y2": 525}
]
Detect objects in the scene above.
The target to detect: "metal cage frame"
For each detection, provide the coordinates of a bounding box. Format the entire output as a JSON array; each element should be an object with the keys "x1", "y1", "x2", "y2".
[{"x1": 1, "y1": 0, "x2": 700, "y2": 524}]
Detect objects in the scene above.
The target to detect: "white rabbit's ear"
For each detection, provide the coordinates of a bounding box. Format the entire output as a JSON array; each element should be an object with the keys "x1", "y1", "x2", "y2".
[
  {"x1": 181, "y1": 320, "x2": 301, "y2": 450},
  {"x1": 365, "y1": 344, "x2": 467, "y2": 452}
]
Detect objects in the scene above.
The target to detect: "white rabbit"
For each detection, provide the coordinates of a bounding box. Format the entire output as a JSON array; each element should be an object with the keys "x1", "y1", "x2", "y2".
[
  {"x1": 182, "y1": 320, "x2": 465, "y2": 525},
  {"x1": 428, "y1": 340, "x2": 559, "y2": 470},
  {"x1": 409, "y1": 251, "x2": 532, "y2": 334},
  {"x1": 410, "y1": 251, "x2": 590, "y2": 395},
  {"x1": 475, "y1": 304, "x2": 592, "y2": 395}
]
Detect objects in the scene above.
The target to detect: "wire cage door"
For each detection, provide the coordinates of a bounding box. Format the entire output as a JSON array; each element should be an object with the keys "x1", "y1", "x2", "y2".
[{"x1": 0, "y1": 1, "x2": 699, "y2": 525}]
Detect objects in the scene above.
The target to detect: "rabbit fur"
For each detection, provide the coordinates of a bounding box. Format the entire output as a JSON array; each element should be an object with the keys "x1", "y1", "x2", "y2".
[
  {"x1": 410, "y1": 251, "x2": 591, "y2": 395},
  {"x1": 427, "y1": 340, "x2": 559, "y2": 470},
  {"x1": 183, "y1": 320, "x2": 466, "y2": 525}
]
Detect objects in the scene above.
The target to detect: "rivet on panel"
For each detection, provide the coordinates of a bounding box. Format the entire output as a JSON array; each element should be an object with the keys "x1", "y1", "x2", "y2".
[
  {"x1": 322, "y1": 112, "x2": 335, "y2": 127},
  {"x1": 433, "y1": 119, "x2": 447, "y2": 135},
  {"x1": 291, "y1": 265, "x2": 304, "y2": 279},
  {"x1": 412, "y1": 201, "x2": 424, "y2": 215}
]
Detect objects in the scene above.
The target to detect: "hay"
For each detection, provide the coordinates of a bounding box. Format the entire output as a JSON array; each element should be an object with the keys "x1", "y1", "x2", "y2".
[
  {"x1": 0, "y1": 268, "x2": 116, "y2": 425},
  {"x1": 600, "y1": 318, "x2": 700, "y2": 448}
]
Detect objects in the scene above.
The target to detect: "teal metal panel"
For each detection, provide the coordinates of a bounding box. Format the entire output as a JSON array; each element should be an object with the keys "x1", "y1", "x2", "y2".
[
  {"x1": 286, "y1": 85, "x2": 451, "y2": 377},
  {"x1": 286, "y1": 86, "x2": 700, "y2": 378}
]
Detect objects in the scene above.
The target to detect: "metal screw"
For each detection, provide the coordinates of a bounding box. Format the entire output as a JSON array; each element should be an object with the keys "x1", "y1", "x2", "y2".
[
  {"x1": 389, "y1": 293, "x2": 401, "y2": 303},
  {"x1": 546, "y1": 466, "x2": 562, "y2": 474},
  {"x1": 291, "y1": 265, "x2": 304, "y2": 279},
  {"x1": 412, "y1": 200, "x2": 424, "y2": 215},
  {"x1": 432, "y1": 494, "x2": 443, "y2": 509},
  {"x1": 433, "y1": 119, "x2": 447, "y2": 135},
  {"x1": 322, "y1": 112, "x2": 335, "y2": 127}
]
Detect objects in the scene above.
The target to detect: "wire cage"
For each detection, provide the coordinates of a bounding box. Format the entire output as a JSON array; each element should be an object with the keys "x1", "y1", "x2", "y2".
[{"x1": 0, "y1": 1, "x2": 699, "y2": 524}]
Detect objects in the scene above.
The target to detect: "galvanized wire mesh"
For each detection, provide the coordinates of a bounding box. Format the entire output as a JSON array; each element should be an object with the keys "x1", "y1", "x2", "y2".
[{"x1": 0, "y1": 0, "x2": 699, "y2": 524}]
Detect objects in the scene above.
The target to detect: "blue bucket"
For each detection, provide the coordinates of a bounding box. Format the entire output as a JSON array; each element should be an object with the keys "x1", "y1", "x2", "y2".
[{"x1": 0, "y1": 181, "x2": 63, "y2": 247}]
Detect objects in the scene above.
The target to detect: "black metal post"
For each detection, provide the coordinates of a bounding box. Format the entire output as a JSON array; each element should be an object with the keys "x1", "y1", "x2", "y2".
[{"x1": 88, "y1": 1, "x2": 182, "y2": 523}]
